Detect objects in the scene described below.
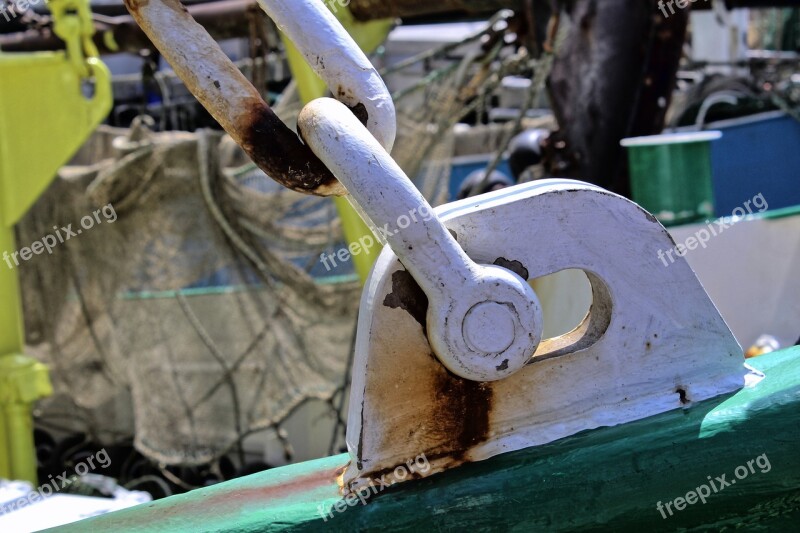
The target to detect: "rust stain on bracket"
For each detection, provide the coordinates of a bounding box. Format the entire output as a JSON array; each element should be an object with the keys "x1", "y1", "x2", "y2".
[
  {"x1": 383, "y1": 269, "x2": 428, "y2": 332},
  {"x1": 493, "y1": 257, "x2": 529, "y2": 280},
  {"x1": 357, "y1": 265, "x2": 493, "y2": 490}
]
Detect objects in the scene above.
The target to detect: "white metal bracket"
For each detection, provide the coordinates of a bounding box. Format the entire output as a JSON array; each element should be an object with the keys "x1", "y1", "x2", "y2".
[
  {"x1": 338, "y1": 178, "x2": 746, "y2": 492},
  {"x1": 296, "y1": 99, "x2": 746, "y2": 492}
]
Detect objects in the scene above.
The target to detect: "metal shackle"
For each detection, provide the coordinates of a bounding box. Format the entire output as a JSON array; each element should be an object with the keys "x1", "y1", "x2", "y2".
[{"x1": 299, "y1": 99, "x2": 543, "y2": 381}]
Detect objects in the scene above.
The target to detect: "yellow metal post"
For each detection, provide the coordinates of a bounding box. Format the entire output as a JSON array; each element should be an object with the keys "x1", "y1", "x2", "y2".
[
  {"x1": 0, "y1": 0, "x2": 111, "y2": 483},
  {"x1": 281, "y1": 9, "x2": 393, "y2": 282},
  {"x1": 0, "y1": 222, "x2": 25, "y2": 480}
]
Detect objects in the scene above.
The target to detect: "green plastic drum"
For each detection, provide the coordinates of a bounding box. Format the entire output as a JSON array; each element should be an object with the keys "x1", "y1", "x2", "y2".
[{"x1": 621, "y1": 131, "x2": 721, "y2": 226}]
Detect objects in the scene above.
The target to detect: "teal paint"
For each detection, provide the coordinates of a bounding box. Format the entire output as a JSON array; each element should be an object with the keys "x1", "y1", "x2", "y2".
[{"x1": 48, "y1": 346, "x2": 800, "y2": 532}]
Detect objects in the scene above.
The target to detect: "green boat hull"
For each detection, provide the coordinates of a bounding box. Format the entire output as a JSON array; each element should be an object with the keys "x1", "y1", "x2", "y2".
[{"x1": 46, "y1": 346, "x2": 800, "y2": 532}]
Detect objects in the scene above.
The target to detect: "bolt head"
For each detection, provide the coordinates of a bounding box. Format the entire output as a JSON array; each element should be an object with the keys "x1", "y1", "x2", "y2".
[
  {"x1": 427, "y1": 264, "x2": 542, "y2": 382},
  {"x1": 463, "y1": 302, "x2": 516, "y2": 354}
]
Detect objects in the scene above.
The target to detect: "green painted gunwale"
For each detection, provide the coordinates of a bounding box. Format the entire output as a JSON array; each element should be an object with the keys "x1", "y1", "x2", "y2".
[{"x1": 49, "y1": 346, "x2": 800, "y2": 532}]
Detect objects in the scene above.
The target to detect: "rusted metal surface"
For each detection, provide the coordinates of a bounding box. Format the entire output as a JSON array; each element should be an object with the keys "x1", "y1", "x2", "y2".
[
  {"x1": 123, "y1": 0, "x2": 345, "y2": 196},
  {"x1": 351, "y1": 260, "x2": 496, "y2": 481},
  {"x1": 379, "y1": 268, "x2": 493, "y2": 457},
  {"x1": 381, "y1": 269, "x2": 428, "y2": 331}
]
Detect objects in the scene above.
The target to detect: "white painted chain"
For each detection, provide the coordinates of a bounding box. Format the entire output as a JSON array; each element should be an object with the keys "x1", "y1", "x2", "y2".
[
  {"x1": 298, "y1": 102, "x2": 542, "y2": 381},
  {"x1": 258, "y1": 0, "x2": 396, "y2": 151},
  {"x1": 265, "y1": 1, "x2": 543, "y2": 382}
]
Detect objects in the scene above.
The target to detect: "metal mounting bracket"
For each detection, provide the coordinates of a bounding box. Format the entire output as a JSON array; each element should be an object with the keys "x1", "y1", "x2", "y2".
[{"x1": 341, "y1": 179, "x2": 747, "y2": 492}]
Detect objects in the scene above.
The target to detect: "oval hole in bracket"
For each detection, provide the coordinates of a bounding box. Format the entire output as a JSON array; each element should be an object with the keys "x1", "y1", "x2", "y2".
[{"x1": 527, "y1": 269, "x2": 612, "y2": 363}]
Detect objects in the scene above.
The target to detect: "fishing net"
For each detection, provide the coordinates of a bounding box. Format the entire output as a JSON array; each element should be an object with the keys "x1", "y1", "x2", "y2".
[
  {"x1": 20, "y1": 109, "x2": 360, "y2": 465},
  {"x1": 18, "y1": 13, "x2": 555, "y2": 468}
]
